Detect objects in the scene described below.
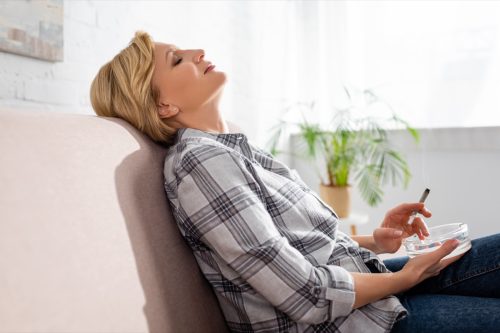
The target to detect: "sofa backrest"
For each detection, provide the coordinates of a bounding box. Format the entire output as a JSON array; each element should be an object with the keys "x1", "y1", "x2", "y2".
[{"x1": 0, "y1": 108, "x2": 229, "y2": 333}]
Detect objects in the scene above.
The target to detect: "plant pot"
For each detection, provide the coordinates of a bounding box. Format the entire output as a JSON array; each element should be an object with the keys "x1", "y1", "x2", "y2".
[{"x1": 319, "y1": 184, "x2": 352, "y2": 218}]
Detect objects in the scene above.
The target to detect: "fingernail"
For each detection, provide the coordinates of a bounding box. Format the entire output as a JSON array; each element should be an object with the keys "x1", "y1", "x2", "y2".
[{"x1": 394, "y1": 230, "x2": 403, "y2": 236}]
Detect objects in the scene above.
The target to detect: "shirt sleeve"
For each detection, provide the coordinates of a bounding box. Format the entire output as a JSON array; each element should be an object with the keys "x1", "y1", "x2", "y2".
[{"x1": 174, "y1": 144, "x2": 356, "y2": 324}]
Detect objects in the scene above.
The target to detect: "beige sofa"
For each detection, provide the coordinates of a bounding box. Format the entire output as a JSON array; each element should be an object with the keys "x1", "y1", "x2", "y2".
[{"x1": 0, "y1": 108, "x2": 230, "y2": 332}]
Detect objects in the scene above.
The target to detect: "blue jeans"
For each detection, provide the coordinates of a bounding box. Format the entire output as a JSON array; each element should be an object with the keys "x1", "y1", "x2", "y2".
[{"x1": 382, "y1": 233, "x2": 500, "y2": 333}]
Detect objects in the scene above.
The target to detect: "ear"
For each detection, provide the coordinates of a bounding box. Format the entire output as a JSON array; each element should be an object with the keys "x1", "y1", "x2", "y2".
[{"x1": 157, "y1": 103, "x2": 180, "y2": 119}]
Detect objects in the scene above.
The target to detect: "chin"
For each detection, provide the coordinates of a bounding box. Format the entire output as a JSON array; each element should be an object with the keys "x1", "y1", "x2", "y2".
[
  {"x1": 215, "y1": 72, "x2": 228, "y2": 86},
  {"x1": 217, "y1": 71, "x2": 228, "y2": 82}
]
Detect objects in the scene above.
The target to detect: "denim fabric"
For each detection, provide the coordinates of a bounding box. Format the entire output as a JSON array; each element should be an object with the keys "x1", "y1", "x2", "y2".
[{"x1": 383, "y1": 233, "x2": 500, "y2": 332}]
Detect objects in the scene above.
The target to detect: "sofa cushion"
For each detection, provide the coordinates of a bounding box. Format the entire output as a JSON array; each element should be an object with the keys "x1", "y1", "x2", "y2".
[{"x1": 0, "y1": 108, "x2": 229, "y2": 333}]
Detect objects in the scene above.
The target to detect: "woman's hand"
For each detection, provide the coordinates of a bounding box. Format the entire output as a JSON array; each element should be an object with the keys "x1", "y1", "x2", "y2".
[
  {"x1": 372, "y1": 227, "x2": 405, "y2": 254},
  {"x1": 350, "y1": 239, "x2": 465, "y2": 309},
  {"x1": 373, "y1": 202, "x2": 432, "y2": 254},
  {"x1": 397, "y1": 238, "x2": 465, "y2": 288}
]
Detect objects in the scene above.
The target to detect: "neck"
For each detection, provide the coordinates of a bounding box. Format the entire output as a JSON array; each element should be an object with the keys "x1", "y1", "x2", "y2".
[
  {"x1": 191, "y1": 114, "x2": 228, "y2": 134},
  {"x1": 170, "y1": 93, "x2": 229, "y2": 134}
]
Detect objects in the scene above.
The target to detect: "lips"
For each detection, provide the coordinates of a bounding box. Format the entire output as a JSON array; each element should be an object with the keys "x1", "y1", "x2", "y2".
[{"x1": 204, "y1": 64, "x2": 215, "y2": 74}]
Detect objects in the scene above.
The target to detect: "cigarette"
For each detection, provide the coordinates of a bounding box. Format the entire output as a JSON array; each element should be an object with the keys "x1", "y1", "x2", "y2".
[{"x1": 407, "y1": 188, "x2": 430, "y2": 225}]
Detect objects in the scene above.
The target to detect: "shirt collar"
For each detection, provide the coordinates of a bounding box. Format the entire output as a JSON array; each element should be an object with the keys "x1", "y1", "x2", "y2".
[{"x1": 174, "y1": 127, "x2": 249, "y2": 152}]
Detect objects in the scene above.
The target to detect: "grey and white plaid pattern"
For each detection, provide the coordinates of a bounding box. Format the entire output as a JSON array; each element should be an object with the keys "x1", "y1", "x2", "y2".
[{"x1": 163, "y1": 128, "x2": 408, "y2": 333}]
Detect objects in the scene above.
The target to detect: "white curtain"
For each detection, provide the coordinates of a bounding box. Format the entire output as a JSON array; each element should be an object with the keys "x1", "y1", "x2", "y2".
[
  {"x1": 342, "y1": 1, "x2": 500, "y2": 129},
  {"x1": 229, "y1": 1, "x2": 351, "y2": 156}
]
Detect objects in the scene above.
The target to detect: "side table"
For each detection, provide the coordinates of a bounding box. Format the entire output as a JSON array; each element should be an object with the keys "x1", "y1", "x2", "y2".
[{"x1": 339, "y1": 213, "x2": 369, "y2": 236}]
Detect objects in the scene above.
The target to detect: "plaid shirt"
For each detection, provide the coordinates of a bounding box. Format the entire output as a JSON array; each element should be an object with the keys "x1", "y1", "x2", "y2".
[{"x1": 163, "y1": 128, "x2": 408, "y2": 333}]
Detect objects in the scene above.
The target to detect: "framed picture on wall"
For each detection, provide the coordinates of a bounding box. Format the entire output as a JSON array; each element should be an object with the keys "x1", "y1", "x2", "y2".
[{"x1": 0, "y1": 0, "x2": 63, "y2": 62}]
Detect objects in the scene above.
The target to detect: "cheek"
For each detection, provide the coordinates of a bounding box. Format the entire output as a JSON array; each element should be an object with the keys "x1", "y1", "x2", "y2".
[{"x1": 167, "y1": 66, "x2": 200, "y2": 97}]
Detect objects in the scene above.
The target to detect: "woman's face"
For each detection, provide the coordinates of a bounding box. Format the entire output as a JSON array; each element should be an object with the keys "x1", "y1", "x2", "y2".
[{"x1": 151, "y1": 42, "x2": 227, "y2": 120}]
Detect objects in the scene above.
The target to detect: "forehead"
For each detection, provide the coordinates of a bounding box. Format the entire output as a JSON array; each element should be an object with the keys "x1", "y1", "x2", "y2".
[{"x1": 155, "y1": 42, "x2": 177, "y2": 51}]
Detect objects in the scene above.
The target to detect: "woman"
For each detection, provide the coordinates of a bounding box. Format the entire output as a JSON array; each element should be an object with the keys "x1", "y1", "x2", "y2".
[{"x1": 90, "y1": 31, "x2": 500, "y2": 333}]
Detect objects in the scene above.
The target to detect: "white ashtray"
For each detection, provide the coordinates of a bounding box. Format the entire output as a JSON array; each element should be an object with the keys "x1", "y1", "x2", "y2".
[{"x1": 403, "y1": 223, "x2": 471, "y2": 260}]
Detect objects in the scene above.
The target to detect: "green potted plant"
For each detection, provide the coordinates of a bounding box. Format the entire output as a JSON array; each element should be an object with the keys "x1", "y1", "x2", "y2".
[{"x1": 266, "y1": 86, "x2": 420, "y2": 217}]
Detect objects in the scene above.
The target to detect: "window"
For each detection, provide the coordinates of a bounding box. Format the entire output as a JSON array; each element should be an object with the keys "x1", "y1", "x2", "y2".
[{"x1": 341, "y1": 1, "x2": 500, "y2": 128}]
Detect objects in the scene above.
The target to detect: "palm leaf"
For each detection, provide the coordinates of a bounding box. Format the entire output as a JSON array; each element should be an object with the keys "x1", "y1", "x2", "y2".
[
  {"x1": 355, "y1": 164, "x2": 384, "y2": 206},
  {"x1": 264, "y1": 87, "x2": 419, "y2": 207}
]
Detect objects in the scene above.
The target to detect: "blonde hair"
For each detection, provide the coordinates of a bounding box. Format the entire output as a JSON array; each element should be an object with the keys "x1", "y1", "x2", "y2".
[{"x1": 90, "y1": 31, "x2": 177, "y2": 147}]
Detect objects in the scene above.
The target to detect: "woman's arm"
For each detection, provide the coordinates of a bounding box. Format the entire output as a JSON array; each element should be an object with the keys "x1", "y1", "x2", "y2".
[
  {"x1": 351, "y1": 238, "x2": 463, "y2": 309},
  {"x1": 351, "y1": 235, "x2": 382, "y2": 254},
  {"x1": 350, "y1": 271, "x2": 406, "y2": 308}
]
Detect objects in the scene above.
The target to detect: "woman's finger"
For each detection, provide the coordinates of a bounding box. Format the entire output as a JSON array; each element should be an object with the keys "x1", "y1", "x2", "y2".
[
  {"x1": 412, "y1": 216, "x2": 430, "y2": 237},
  {"x1": 438, "y1": 251, "x2": 465, "y2": 269},
  {"x1": 433, "y1": 239, "x2": 460, "y2": 261},
  {"x1": 401, "y1": 202, "x2": 424, "y2": 213},
  {"x1": 402, "y1": 222, "x2": 416, "y2": 238},
  {"x1": 400, "y1": 202, "x2": 432, "y2": 218},
  {"x1": 419, "y1": 206, "x2": 432, "y2": 218},
  {"x1": 404, "y1": 218, "x2": 424, "y2": 240},
  {"x1": 416, "y1": 228, "x2": 424, "y2": 240}
]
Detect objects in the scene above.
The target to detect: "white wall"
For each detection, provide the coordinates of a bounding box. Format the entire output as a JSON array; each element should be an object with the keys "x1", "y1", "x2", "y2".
[
  {"x1": 0, "y1": 1, "x2": 251, "y2": 146},
  {"x1": 291, "y1": 127, "x2": 500, "y2": 239},
  {"x1": 0, "y1": 0, "x2": 343, "y2": 156},
  {"x1": 0, "y1": 1, "x2": 239, "y2": 115}
]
